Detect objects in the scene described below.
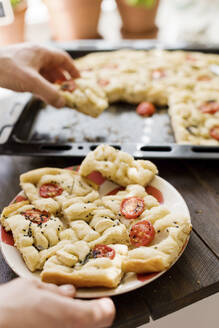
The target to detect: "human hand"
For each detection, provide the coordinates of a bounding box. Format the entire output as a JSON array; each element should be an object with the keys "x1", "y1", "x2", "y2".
[
  {"x1": 0, "y1": 278, "x2": 115, "y2": 328},
  {"x1": 0, "y1": 43, "x2": 80, "y2": 108}
]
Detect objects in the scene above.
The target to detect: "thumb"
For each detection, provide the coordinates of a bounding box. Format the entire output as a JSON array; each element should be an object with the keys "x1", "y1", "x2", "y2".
[{"x1": 30, "y1": 71, "x2": 65, "y2": 108}]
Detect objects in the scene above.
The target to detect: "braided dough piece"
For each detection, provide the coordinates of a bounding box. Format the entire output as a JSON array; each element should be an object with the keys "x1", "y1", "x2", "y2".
[
  {"x1": 169, "y1": 89, "x2": 219, "y2": 145},
  {"x1": 1, "y1": 202, "x2": 63, "y2": 271},
  {"x1": 20, "y1": 168, "x2": 77, "y2": 213},
  {"x1": 122, "y1": 215, "x2": 192, "y2": 273},
  {"x1": 41, "y1": 244, "x2": 128, "y2": 288},
  {"x1": 60, "y1": 78, "x2": 108, "y2": 118},
  {"x1": 79, "y1": 145, "x2": 158, "y2": 187}
]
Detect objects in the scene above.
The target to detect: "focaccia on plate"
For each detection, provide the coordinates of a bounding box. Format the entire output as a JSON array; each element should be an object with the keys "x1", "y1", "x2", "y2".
[
  {"x1": 0, "y1": 145, "x2": 192, "y2": 288},
  {"x1": 79, "y1": 144, "x2": 158, "y2": 187}
]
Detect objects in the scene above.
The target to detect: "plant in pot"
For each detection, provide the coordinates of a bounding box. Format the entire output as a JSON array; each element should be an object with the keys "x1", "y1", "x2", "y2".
[
  {"x1": 43, "y1": 0, "x2": 102, "y2": 41},
  {"x1": 0, "y1": 0, "x2": 27, "y2": 46},
  {"x1": 116, "y1": 0, "x2": 160, "y2": 38}
]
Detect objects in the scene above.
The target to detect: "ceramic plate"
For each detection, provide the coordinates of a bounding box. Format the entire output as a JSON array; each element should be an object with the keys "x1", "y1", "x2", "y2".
[{"x1": 0, "y1": 167, "x2": 191, "y2": 298}]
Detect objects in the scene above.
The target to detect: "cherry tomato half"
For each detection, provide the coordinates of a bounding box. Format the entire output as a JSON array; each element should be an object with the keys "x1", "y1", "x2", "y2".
[
  {"x1": 129, "y1": 220, "x2": 155, "y2": 247},
  {"x1": 21, "y1": 209, "x2": 50, "y2": 225},
  {"x1": 136, "y1": 102, "x2": 156, "y2": 117},
  {"x1": 152, "y1": 69, "x2": 166, "y2": 79},
  {"x1": 14, "y1": 195, "x2": 27, "y2": 203},
  {"x1": 39, "y1": 183, "x2": 63, "y2": 198},
  {"x1": 210, "y1": 126, "x2": 219, "y2": 141},
  {"x1": 121, "y1": 197, "x2": 145, "y2": 219},
  {"x1": 92, "y1": 245, "x2": 115, "y2": 260},
  {"x1": 60, "y1": 80, "x2": 77, "y2": 92},
  {"x1": 199, "y1": 101, "x2": 219, "y2": 114}
]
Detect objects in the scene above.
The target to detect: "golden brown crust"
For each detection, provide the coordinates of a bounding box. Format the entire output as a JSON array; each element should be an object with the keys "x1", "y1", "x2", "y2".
[
  {"x1": 1, "y1": 200, "x2": 29, "y2": 230},
  {"x1": 122, "y1": 258, "x2": 168, "y2": 273},
  {"x1": 41, "y1": 271, "x2": 120, "y2": 288}
]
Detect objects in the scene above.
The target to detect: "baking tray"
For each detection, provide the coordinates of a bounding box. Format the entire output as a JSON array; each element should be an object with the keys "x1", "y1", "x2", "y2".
[{"x1": 0, "y1": 40, "x2": 219, "y2": 159}]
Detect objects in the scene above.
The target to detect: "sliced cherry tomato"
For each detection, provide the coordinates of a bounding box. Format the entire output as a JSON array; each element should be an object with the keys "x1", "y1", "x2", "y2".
[
  {"x1": 197, "y1": 75, "x2": 212, "y2": 82},
  {"x1": 136, "y1": 102, "x2": 156, "y2": 117},
  {"x1": 92, "y1": 245, "x2": 115, "y2": 260},
  {"x1": 210, "y1": 126, "x2": 219, "y2": 140},
  {"x1": 39, "y1": 183, "x2": 63, "y2": 198},
  {"x1": 129, "y1": 220, "x2": 155, "y2": 247},
  {"x1": 98, "y1": 79, "x2": 110, "y2": 87},
  {"x1": 186, "y1": 54, "x2": 196, "y2": 62},
  {"x1": 20, "y1": 209, "x2": 50, "y2": 225},
  {"x1": 14, "y1": 195, "x2": 27, "y2": 203},
  {"x1": 152, "y1": 69, "x2": 166, "y2": 79},
  {"x1": 199, "y1": 101, "x2": 219, "y2": 114},
  {"x1": 121, "y1": 197, "x2": 144, "y2": 219},
  {"x1": 60, "y1": 79, "x2": 77, "y2": 92}
]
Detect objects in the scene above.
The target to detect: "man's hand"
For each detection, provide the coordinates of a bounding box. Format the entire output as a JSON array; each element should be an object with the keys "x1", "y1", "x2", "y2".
[
  {"x1": 0, "y1": 43, "x2": 80, "y2": 108},
  {"x1": 0, "y1": 278, "x2": 115, "y2": 328}
]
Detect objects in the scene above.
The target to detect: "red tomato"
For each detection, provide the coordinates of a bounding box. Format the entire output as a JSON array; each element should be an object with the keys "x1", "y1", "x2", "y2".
[
  {"x1": 14, "y1": 195, "x2": 27, "y2": 203},
  {"x1": 186, "y1": 54, "x2": 196, "y2": 62},
  {"x1": 92, "y1": 245, "x2": 115, "y2": 260},
  {"x1": 145, "y1": 186, "x2": 164, "y2": 204},
  {"x1": 210, "y1": 126, "x2": 219, "y2": 140},
  {"x1": 21, "y1": 209, "x2": 50, "y2": 225},
  {"x1": 60, "y1": 80, "x2": 77, "y2": 92},
  {"x1": 152, "y1": 69, "x2": 166, "y2": 79},
  {"x1": 129, "y1": 220, "x2": 155, "y2": 247},
  {"x1": 121, "y1": 197, "x2": 145, "y2": 219},
  {"x1": 197, "y1": 75, "x2": 212, "y2": 82},
  {"x1": 199, "y1": 102, "x2": 219, "y2": 114},
  {"x1": 98, "y1": 79, "x2": 110, "y2": 87},
  {"x1": 136, "y1": 102, "x2": 156, "y2": 117},
  {"x1": 39, "y1": 183, "x2": 63, "y2": 198}
]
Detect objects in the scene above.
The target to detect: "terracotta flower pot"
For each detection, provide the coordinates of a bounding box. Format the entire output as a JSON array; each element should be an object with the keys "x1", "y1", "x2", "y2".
[
  {"x1": 44, "y1": 0, "x2": 102, "y2": 40},
  {"x1": 0, "y1": 2, "x2": 27, "y2": 46},
  {"x1": 116, "y1": 0, "x2": 159, "y2": 34}
]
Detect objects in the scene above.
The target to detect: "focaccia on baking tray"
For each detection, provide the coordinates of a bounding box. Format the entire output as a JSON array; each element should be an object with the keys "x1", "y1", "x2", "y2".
[{"x1": 56, "y1": 49, "x2": 219, "y2": 145}]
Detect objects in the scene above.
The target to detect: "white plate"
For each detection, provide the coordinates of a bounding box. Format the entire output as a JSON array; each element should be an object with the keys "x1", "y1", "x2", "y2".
[{"x1": 0, "y1": 170, "x2": 191, "y2": 299}]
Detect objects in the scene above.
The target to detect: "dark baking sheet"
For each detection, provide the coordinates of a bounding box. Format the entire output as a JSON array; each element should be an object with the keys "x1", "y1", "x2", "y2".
[{"x1": 0, "y1": 40, "x2": 219, "y2": 159}]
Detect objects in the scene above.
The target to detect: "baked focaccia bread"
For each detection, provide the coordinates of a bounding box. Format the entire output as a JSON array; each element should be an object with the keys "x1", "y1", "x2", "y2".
[
  {"x1": 20, "y1": 167, "x2": 98, "y2": 215},
  {"x1": 102, "y1": 184, "x2": 191, "y2": 272},
  {"x1": 41, "y1": 243, "x2": 128, "y2": 288},
  {"x1": 20, "y1": 168, "x2": 76, "y2": 214},
  {"x1": 56, "y1": 77, "x2": 108, "y2": 117},
  {"x1": 56, "y1": 49, "x2": 219, "y2": 144},
  {"x1": 0, "y1": 145, "x2": 192, "y2": 288},
  {"x1": 1, "y1": 201, "x2": 63, "y2": 271},
  {"x1": 169, "y1": 89, "x2": 219, "y2": 145},
  {"x1": 79, "y1": 144, "x2": 158, "y2": 187}
]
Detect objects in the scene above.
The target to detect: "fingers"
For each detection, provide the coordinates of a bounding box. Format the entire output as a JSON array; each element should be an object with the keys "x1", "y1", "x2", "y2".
[
  {"x1": 67, "y1": 297, "x2": 116, "y2": 328},
  {"x1": 28, "y1": 279, "x2": 76, "y2": 298},
  {"x1": 58, "y1": 285, "x2": 76, "y2": 298},
  {"x1": 91, "y1": 298, "x2": 116, "y2": 328},
  {"x1": 56, "y1": 51, "x2": 80, "y2": 78},
  {"x1": 29, "y1": 70, "x2": 65, "y2": 108},
  {"x1": 40, "y1": 67, "x2": 67, "y2": 83}
]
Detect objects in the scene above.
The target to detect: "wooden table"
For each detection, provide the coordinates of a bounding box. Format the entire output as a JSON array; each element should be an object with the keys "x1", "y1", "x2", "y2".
[{"x1": 0, "y1": 156, "x2": 219, "y2": 328}]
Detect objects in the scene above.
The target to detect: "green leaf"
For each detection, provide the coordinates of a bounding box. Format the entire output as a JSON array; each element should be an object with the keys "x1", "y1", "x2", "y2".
[
  {"x1": 126, "y1": 0, "x2": 156, "y2": 8},
  {"x1": 10, "y1": 0, "x2": 21, "y2": 8}
]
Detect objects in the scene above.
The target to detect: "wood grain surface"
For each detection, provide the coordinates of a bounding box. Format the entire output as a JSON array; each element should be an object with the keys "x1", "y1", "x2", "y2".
[{"x1": 0, "y1": 156, "x2": 218, "y2": 327}]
